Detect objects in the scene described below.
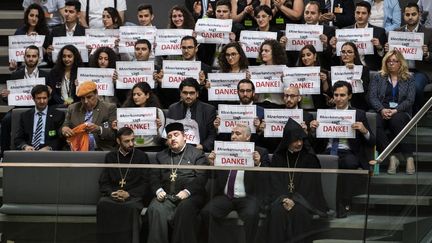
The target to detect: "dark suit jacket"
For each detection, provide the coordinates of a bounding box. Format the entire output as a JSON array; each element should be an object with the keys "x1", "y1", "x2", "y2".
[
  {"x1": 185, "y1": 0, "x2": 221, "y2": 19},
  {"x1": 315, "y1": 108, "x2": 375, "y2": 169},
  {"x1": 344, "y1": 24, "x2": 387, "y2": 71},
  {"x1": 3, "y1": 68, "x2": 49, "y2": 103},
  {"x1": 167, "y1": 100, "x2": 217, "y2": 152},
  {"x1": 330, "y1": 0, "x2": 355, "y2": 29},
  {"x1": 209, "y1": 146, "x2": 270, "y2": 202},
  {"x1": 50, "y1": 23, "x2": 86, "y2": 38},
  {"x1": 395, "y1": 25, "x2": 432, "y2": 76},
  {"x1": 14, "y1": 106, "x2": 66, "y2": 150}
]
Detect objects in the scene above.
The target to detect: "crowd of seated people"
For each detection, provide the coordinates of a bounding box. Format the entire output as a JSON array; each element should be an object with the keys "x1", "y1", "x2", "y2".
[{"x1": 1, "y1": 0, "x2": 432, "y2": 242}]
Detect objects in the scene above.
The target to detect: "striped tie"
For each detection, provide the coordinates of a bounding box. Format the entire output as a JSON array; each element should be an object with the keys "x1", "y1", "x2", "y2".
[{"x1": 32, "y1": 112, "x2": 43, "y2": 150}]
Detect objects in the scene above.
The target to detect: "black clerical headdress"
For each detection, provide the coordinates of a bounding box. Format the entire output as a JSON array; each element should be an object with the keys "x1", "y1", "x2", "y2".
[
  {"x1": 165, "y1": 122, "x2": 184, "y2": 134},
  {"x1": 283, "y1": 118, "x2": 307, "y2": 144}
]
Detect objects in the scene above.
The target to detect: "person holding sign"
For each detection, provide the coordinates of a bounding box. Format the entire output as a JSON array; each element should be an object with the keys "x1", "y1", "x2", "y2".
[
  {"x1": 310, "y1": 81, "x2": 374, "y2": 218},
  {"x1": 332, "y1": 41, "x2": 370, "y2": 111},
  {"x1": 147, "y1": 122, "x2": 208, "y2": 243},
  {"x1": 47, "y1": 45, "x2": 83, "y2": 106},
  {"x1": 102, "y1": 7, "x2": 123, "y2": 30},
  {"x1": 168, "y1": 5, "x2": 196, "y2": 29},
  {"x1": 296, "y1": 44, "x2": 332, "y2": 110},
  {"x1": 217, "y1": 42, "x2": 249, "y2": 73},
  {"x1": 254, "y1": 5, "x2": 282, "y2": 39},
  {"x1": 167, "y1": 78, "x2": 217, "y2": 152},
  {"x1": 11, "y1": 3, "x2": 51, "y2": 71},
  {"x1": 368, "y1": 50, "x2": 416, "y2": 175},
  {"x1": 97, "y1": 127, "x2": 150, "y2": 243},
  {"x1": 387, "y1": 2, "x2": 432, "y2": 113},
  {"x1": 1, "y1": 45, "x2": 49, "y2": 157},
  {"x1": 202, "y1": 123, "x2": 270, "y2": 243},
  {"x1": 14, "y1": 85, "x2": 65, "y2": 151},
  {"x1": 267, "y1": 118, "x2": 327, "y2": 243},
  {"x1": 61, "y1": 81, "x2": 117, "y2": 151},
  {"x1": 330, "y1": 1, "x2": 387, "y2": 71},
  {"x1": 112, "y1": 82, "x2": 165, "y2": 152}
]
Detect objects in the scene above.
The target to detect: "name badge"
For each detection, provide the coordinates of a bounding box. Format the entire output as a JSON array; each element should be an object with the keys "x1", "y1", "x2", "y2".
[
  {"x1": 389, "y1": 102, "x2": 398, "y2": 108},
  {"x1": 49, "y1": 130, "x2": 56, "y2": 137},
  {"x1": 276, "y1": 17, "x2": 285, "y2": 25},
  {"x1": 244, "y1": 19, "x2": 253, "y2": 27}
]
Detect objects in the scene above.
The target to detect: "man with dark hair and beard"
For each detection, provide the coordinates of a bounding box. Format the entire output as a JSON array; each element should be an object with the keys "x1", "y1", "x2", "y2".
[
  {"x1": 97, "y1": 127, "x2": 150, "y2": 243},
  {"x1": 266, "y1": 118, "x2": 328, "y2": 243}
]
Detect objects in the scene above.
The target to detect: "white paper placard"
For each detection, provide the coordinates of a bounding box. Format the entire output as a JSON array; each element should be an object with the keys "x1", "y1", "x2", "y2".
[
  {"x1": 118, "y1": 26, "x2": 157, "y2": 53},
  {"x1": 214, "y1": 141, "x2": 255, "y2": 167},
  {"x1": 283, "y1": 66, "x2": 321, "y2": 94},
  {"x1": 155, "y1": 29, "x2": 193, "y2": 56},
  {"x1": 6, "y1": 78, "x2": 45, "y2": 106},
  {"x1": 285, "y1": 24, "x2": 323, "y2": 51},
  {"x1": 195, "y1": 18, "x2": 232, "y2": 44},
  {"x1": 316, "y1": 109, "x2": 356, "y2": 138},
  {"x1": 388, "y1": 31, "x2": 424, "y2": 61},
  {"x1": 264, "y1": 109, "x2": 303, "y2": 137},
  {"x1": 117, "y1": 107, "x2": 157, "y2": 135},
  {"x1": 249, "y1": 65, "x2": 285, "y2": 93},
  {"x1": 8, "y1": 35, "x2": 45, "y2": 62},
  {"x1": 77, "y1": 67, "x2": 115, "y2": 96},
  {"x1": 239, "y1": 31, "x2": 277, "y2": 58},
  {"x1": 163, "y1": 118, "x2": 201, "y2": 145},
  {"x1": 161, "y1": 60, "x2": 201, "y2": 89},
  {"x1": 218, "y1": 104, "x2": 256, "y2": 133},
  {"x1": 331, "y1": 65, "x2": 364, "y2": 93},
  {"x1": 52, "y1": 36, "x2": 89, "y2": 62},
  {"x1": 208, "y1": 72, "x2": 245, "y2": 101},
  {"x1": 116, "y1": 61, "x2": 155, "y2": 89},
  {"x1": 335, "y1": 28, "x2": 374, "y2": 56}
]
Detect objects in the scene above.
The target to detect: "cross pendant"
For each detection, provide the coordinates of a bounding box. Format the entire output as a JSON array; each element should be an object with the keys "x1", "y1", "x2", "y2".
[
  {"x1": 170, "y1": 172, "x2": 177, "y2": 182},
  {"x1": 119, "y1": 178, "x2": 126, "y2": 188},
  {"x1": 288, "y1": 182, "x2": 294, "y2": 193}
]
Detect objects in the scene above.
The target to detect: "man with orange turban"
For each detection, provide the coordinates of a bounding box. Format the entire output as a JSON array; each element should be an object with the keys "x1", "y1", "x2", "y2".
[{"x1": 61, "y1": 81, "x2": 117, "y2": 151}]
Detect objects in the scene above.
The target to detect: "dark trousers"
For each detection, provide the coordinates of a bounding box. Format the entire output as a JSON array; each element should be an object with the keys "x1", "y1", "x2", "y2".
[
  {"x1": 336, "y1": 150, "x2": 367, "y2": 205},
  {"x1": 376, "y1": 112, "x2": 410, "y2": 153},
  {"x1": 0, "y1": 111, "x2": 12, "y2": 156},
  {"x1": 201, "y1": 195, "x2": 260, "y2": 243}
]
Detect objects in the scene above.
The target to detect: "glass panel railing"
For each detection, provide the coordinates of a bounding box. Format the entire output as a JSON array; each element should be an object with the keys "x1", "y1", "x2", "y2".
[{"x1": 0, "y1": 151, "x2": 371, "y2": 243}]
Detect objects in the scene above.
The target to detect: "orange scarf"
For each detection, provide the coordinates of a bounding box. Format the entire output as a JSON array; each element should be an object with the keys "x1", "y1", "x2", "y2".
[{"x1": 67, "y1": 123, "x2": 90, "y2": 151}]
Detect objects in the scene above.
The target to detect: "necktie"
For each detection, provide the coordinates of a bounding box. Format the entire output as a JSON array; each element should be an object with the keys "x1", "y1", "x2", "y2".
[
  {"x1": 330, "y1": 138, "x2": 339, "y2": 155},
  {"x1": 202, "y1": 0, "x2": 208, "y2": 16},
  {"x1": 226, "y1": 170, "x2": 237, "y2": 199},
  {"x1": 325, "y1": 0, "x2": 331, "y2": 12},
  {"x1": 85, "y1": 111, "x2": 96, "y2": 151},
  {"x1": 185, "y1": 108, "x2": 192, "y2": 120},
  {"x1": 32, "y1": 112, "x2": 43, "y2": 150}
]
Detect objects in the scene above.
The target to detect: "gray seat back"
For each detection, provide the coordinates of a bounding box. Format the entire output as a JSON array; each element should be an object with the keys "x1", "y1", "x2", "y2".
[{"x1": 317, "y1": 154, "x2": 338, "y2": 211}]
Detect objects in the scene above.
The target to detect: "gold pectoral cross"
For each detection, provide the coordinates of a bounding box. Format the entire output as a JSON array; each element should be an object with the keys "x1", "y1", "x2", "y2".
[
  {"x1": 170, "y1": 172, "x2": 177, "y2": 182},
  {"x1": 119, "y1": 179, "x2": 126, "y2": 188},
  {"x1": 288, "y1": 182, "x2": 295, "y2": 193}
]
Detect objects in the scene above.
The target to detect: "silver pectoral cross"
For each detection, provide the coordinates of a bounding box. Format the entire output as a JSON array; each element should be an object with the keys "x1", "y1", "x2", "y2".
[
  {"x1": 288, "y1": 182, "x2": 295, "y2": 193},
  {"x1": 119, "y1": 179, "x2": 126, "y2": 188},
  {"x1": 170, "y1": 172, "x2": 177, "y2": 182}
]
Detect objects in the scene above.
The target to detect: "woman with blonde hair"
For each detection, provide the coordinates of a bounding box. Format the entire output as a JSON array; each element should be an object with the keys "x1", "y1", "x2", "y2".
[{"x1": 368, "y1": 50, "x2": 416, "y2": 175}]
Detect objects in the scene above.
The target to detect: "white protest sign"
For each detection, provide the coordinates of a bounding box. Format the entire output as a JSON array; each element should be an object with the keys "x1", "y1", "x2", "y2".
[
  {"x1": 161, "y1": 60, "x2": 201, "y2": 89},
  {"x1": 285, "y1": 24, "x2": 323, "y2": 51},
  {"x1": 316, "y1": 109, "x2": 356, "y2": 138},
  {"x1": 218, "y1": 104, "x2": 256, "y2": 133},
  {"x1": 118, "y1": 26, "x2": 156, "y2": 53},
  {"x1": 86, "y1": 37, "x2": 117, "y2": 50},
  {"x1": 214, "y1": 141, "x2": 255, "y2": 167},
  {"x1": 208, "y1": 73, "x2": 245, "y2": 101},
  {"x1": 264, "y1": 109, "x2": 303, "y2": 137},
  {"x1": 283, "y1": 66, "x2": 321, "y2": 94},
  {"x1": 116, "y1": 61, "x2": 155, "y2": 89},
  {"x1": 77, "y1": 67, "x2": 115, "y2": 96},
  {"x1": 331, "y1": 65, "x2": 364, "y2": 93},
  {"x1": 249, "y1": 65, "x2": 285, "y2": 93},
  {"x1": 239, "y1": 31, "x2": 277, "y2": 58},
  {"x1": 52, "y1": 36, "x2": 88, "y2": 62},
  {"x1": 6, "y1": 78, "x2": 45, "y2": 106},
  {"x1": 388, "y1": 31, "x2": 424, "y2": 61},
  {"x1": 117, "y1": 107, "x2": 157, "y2": 136},
  {"x1": 335, "y1": 28, "x2": 374, "y2": 55},
  {"x1": 155, "y1": 29, "x2": 193, "y2": 56},
  {"x1": 163, "y1": 118, "x2": 201, "y2": 145},
  {"x1": 195, "y1": 18, "x2": 232, "y2": 44},
  {"x1": 8, "y1": 35, "x2": 45, "y2": 62},
  {"x1": 85, "y1": 29, "x2": 119, "y2": 38}
]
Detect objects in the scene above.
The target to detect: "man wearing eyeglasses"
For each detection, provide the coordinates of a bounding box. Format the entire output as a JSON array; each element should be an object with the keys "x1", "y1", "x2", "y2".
[
  {"x1": 310, "y1": 81, "x2": 375, "y2": 218},
  {"x1": 167, "y1": 78, "x2": 217, "y2": 152},
  {"x1": 385, "y1": 2, "x2": 432, "y2": 113}
]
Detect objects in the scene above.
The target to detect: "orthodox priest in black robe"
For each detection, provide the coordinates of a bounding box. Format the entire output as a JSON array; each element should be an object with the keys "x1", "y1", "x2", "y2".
[
  {"x1": 267, "y1": 118, "x2": 328, "y2": 243},
  {"x1": 97, "y1": 127, "x2": 150, "y2": 243}
]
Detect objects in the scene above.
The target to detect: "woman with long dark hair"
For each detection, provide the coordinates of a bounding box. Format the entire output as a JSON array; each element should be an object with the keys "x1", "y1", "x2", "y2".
[
  {"x1": 218, "y1": 42, "x2": 249, "y2": 73},
  {"x1": 114, "y1": 82, "x2": 165, "y2": 151},
  {"x1": 47, "y1": 45, "x2": 83, "y2": 106},
  {"x1": 168, "y1": 5, "x2": 195, "y2": 29},
  {"x1": 102, "y1": 7, "x2": 123, "y2": 29},
  {"x1": 296, "y1": 44, "x2": 331, "y2": 110}
]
